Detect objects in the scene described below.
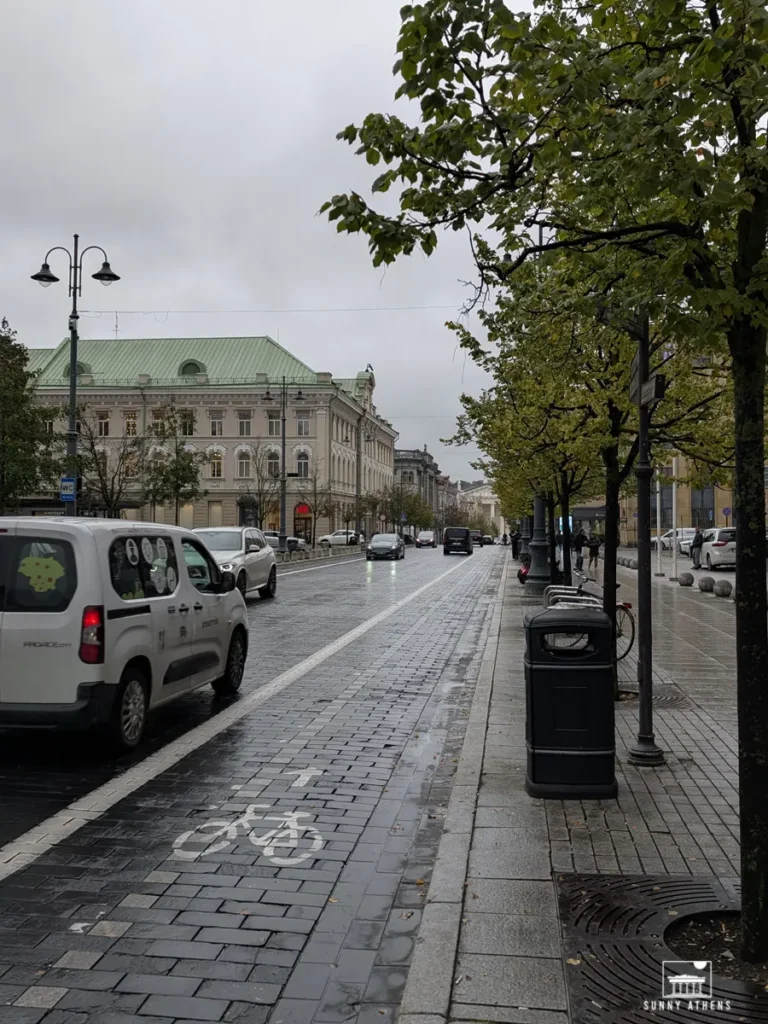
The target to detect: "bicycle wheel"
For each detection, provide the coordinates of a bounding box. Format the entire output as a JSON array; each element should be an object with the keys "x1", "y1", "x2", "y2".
[
  {"x1": 615, "y1": 605, "x2": 635, "y2": 660},
  {"x1": 172, "y1": 819, "x2": 236, "y2": 861}
]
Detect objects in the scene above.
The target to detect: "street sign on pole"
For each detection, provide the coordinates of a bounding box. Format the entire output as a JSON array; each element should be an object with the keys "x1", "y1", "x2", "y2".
[
  {"x1": 722, "y1": 506, "x2": 732, "y2": 517},
  {"x1": 400, "y1": 512, "x2": 407, "y2": 522},
  {"x1": 629, "y1": 350, "x2": 641, "y2": 404},
  {"x1": 640, "y1": 373, "x2": 666, "y2": 407},
  {"x1": 60, "y1": 477, "x2": 75, "y2": 502}
]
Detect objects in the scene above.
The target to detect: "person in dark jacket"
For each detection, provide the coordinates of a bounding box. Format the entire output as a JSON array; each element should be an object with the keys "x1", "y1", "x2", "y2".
[
  {"x1": 511, "y1": 530, "x2": 520, "y2": 558},
  {"x1": 690, "y1": 526, "x2": 704, "y2": 568},
  {"x1": 572, "y1": 529, "x2": 587, "y2": 570},
  {"x1": 586, "y1": 533, "x2": 601, "y2": 574}
]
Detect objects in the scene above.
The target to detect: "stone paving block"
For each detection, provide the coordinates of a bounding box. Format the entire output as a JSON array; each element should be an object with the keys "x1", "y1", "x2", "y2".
[
  {"x1": 15, "y1": 987, "x2": 68, "y2": 1009},
  {"x1": 451, "y1": 1007, "x2": 569, "y2": 1023},
  {"x1": 197, "y1": 979, "x2": 282, "y2": 1004},
  {"x1": 270, "y1": 998, "x2": 318, "y2": 1024},
  {"x1": 399, "y1": 903, "x2": 461, "y2": 1019},
  {"x1": 468, "y1": 828, "x2": 550, "y2": 881},
  {"x1": 52, "y1": 950, "x2": 102, "y2": 970},
  {"x1": 140, "y1": 993, "x2": 230, "y2": 1020},
  {"x1": 117, "y1": 973, "x2": 202, "y2": 996},
  {"x1": 454, "y1": 954, "x2": 566, "y2": 1010},
  {"x1": 459, "y1": 913, "x2": 560, "y2": 957}
]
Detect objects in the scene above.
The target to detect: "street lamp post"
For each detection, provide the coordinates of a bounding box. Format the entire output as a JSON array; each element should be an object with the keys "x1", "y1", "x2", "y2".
[
  {"x1": 526, "y1": 494, "x2": 551, "y2": 595},
  {"x1": 266, "y1": 377, "x2": 305, "y2": 554},
  {"x1": 31, "y1": 233, "x2": 120, "y2": 517}
]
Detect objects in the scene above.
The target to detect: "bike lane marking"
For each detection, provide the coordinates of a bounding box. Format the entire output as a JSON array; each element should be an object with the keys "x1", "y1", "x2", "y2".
[{"x1": 0, "y1": 555, "x2": 472, "y2": 884}]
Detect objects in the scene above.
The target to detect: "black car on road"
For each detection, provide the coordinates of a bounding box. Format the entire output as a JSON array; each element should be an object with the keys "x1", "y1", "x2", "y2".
[
  {"x1": 443, "y1": 527, "x2": 473, "y2": 556},
  {"x1": 366, "y1": 533, "x2": 405, "y2": 560}
]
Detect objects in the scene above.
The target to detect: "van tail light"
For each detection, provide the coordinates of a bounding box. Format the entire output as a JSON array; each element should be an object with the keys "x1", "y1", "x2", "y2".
[
  {"x1": 713, "y1": 541, "x2": 728, "y2": 547},
  {"x1": 79, "y1": 606, "x2": 105, "y2": 664}
]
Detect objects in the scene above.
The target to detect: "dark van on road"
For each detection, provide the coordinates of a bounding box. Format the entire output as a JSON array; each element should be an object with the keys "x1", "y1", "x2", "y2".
[{"x1": 443, "y1": 526, "x2": 473, "y2": 556}]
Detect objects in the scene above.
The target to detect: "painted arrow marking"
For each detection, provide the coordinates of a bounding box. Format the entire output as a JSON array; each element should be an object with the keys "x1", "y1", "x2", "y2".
[{"x1": 286, "y1": 768, "x2": 324, "y2": 788}]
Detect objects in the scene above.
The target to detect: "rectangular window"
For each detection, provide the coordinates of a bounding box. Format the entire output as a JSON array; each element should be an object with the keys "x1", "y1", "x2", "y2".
[
  {"x1": 44, "y1": 419, "x2": 54, "y2": 434},
  {"x1": 268, "y1": 412, "x2": 280, "y2": 437},
  {"x1": 180, "y1": 412, "x2": 195, "y2": 437},
  {"x1": 297, "y1": 413, "x2": 310, "y2": 437},
  {"x1": 210, "y1": 410, "x2": 224, "y2": 437},
  {"x1": 98, "y1": 413, "x2": 110, "y2": 437},
  {"x1": 209, "y1": 454, "x2": 223, "y2": 478},
  {"x1": 4, "y1": 538, "x2": 77, "y2": 613},
  {"x1": 238, "y1": 411, "x2": 252, "y2": 436},
  {"x1": 238, "y1": 455, "x2": 251, "y2": 478},
  {"x1": 124, "y1": 412, "x2": 137, "y2": 437},
  {"x1": 108, "y1": 535, "x2": 179, "y2": 601}
]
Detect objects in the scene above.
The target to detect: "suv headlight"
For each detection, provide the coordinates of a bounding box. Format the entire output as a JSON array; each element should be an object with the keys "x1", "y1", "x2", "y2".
[{"x1": 219, "y1": 562, "x2": 234, "y2": 572}]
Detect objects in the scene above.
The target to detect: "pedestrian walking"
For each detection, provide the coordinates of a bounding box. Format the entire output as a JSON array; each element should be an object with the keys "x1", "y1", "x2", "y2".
[
  {"x1": 511, "y1": 530, "x2": 520, "y2": 558},
  {"x1": 555, "y1": 529, "x2": 563, "y2": 568},
  {"x1": 690, "y1": 525, "x2": 703, "y2": 568},
  {"x1": 502, "y1": 532, "x2": 508, "y2": 546},
  {"x1": 572, "y1": 528, "x2": 587, "y2": 570},
  {"x1": 586, "y1": 533, "x2": 601, "y2": 575}
]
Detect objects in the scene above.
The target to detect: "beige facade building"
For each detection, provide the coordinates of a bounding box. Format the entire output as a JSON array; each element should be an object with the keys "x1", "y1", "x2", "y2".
[
  {"x1": 29, "y1": 336, "x2": 397, "y2": 537},
  {"x1": 460, "y1": 482, "x2": 505, "y2": 536}
]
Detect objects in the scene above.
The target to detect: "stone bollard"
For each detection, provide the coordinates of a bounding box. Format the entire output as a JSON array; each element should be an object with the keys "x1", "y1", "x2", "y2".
[
  {"x1": 630, "y1": 559, "x2": 639, "y2": 569},
  {"x1": 698, "y1": 576, "x2": 715, "y2": 593},
  {"x1": 714, "y1": 580, "x2": 732, "y2": 598},
  {"x1": 678, "y1": 572, "x2": 694, "y2": 587}
]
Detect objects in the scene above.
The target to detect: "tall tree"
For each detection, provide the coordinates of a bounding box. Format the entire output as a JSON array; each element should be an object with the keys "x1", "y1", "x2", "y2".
[
  {"x1": 236, "y1": 441, "x2": 282, "y2": 530},
  {"x1": 296, "y1": 459, "x2": 336, "y2": 546},
  {"x1": 0, "y1": 321, "x2": 58, "y2": 514},
  {"x1": 144, "y1": 405, "x2": 206, "y2": 525},
  {"x1": 75, "y1": 406, "x2": 145, "y2": 518},
  {"x1": 323, "y1": 0, "x2": 768, "y2": 958}
]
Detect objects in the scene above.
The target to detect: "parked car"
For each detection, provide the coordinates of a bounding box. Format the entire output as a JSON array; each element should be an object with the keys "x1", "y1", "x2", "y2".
[
  {"x1": 0, "y1": 518, "x2": 249, "y2": 751},
  {"x1": 403, "y1": 533, "x2": 416, "y2": 545},
  {"x1": 415, "y1": 531, "x2": 436, "y2": 548},
  {"x1": 366, "y1": 533, "x2": 405, "y2": 560},
  {"x1": 318, "y1": 530, "x2": 358, "y2": 547},
  {"x1": 651, "y1": 529, "x2": 678, "y2": 551},
  {"x1": 701, "y1": 527, "x2": 736, "y2": 569},
  {"x1": 482, "y1": 535, "x2": 494, "y2": 546},
  {"x1": 471, "y1": 531, "x2": 484, "y2": 546},
  {"x1": 444, "y1": 526, "x2": 473, "y2": 556},
  {"x1": 195, "y1": 527, "x2": 277, "y2": 600},
  {"x1": 286, "y1": 536, "x2": 308, "y2": 553},
  {"x1": 262, "y1": 530, "x2": 280, "y2": 549},
  {"x1": 671, "y1": 528, "x2": 700, "y2": 556}
]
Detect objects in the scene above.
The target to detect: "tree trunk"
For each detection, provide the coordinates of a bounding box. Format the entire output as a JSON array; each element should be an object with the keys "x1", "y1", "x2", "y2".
[
  {"x1": 730, "y1": 318, "x2": 768, "y2": 962},
  {"x1": 602, "y1": 443, "x2": 621, "y2": 698},
  {"x1": 547, "y1": 492, "x2": 557, "y2": 582},
  {"x1": 560, "y1": 474, "x2": 572, "y2": 586}
]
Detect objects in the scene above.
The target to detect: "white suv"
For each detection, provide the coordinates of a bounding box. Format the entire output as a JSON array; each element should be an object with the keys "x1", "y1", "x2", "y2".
[
  {"x1": 195, "y1": 527, "x2": 276, "y2": 600},
  {"x1": 318, "y1": 530, "x2": 358, "y2": 547},
  {"x1": 0, "y1": 519, "x2": 249, "y2": 751},
  {"x1": 701, "y1": 527, "x2": 736, "y2": 569}
]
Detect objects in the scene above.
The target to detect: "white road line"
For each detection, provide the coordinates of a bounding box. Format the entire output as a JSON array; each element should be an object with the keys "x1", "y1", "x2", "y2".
[
  {"x1": 0, "y1": 556, "x2": 471, "y2": 884},
  {"x1": 279, "y1": 557, "x2": 365, "y2": 576}
]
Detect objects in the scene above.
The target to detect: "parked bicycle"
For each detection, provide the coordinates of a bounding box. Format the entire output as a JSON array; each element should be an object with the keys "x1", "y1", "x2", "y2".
[{"x1": 548, "y1": 570, "x2": 635, "y2": 660}]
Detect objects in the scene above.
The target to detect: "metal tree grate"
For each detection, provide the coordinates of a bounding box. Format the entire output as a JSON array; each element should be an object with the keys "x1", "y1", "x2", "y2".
[
  {"x1": 557, "y1": 874, "x2": 768, "y2": 1022},
  {"x1": 618, "y1": 684, "x2": 693, "y2": 711}
]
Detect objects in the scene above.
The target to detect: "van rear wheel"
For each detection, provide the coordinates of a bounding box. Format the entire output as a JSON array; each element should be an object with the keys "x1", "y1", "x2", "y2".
[{"x1": 109, "y1": 669, "x2": 148, "y2": 752}]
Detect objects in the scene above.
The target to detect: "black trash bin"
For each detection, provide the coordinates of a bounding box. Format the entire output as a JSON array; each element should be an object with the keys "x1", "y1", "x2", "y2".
[{"x1": 524, "y1": 606, "x2": 617, "y2": 800}]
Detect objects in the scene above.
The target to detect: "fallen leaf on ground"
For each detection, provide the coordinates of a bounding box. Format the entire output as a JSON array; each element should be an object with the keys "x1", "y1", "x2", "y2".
[
  {"x1": 400, "y1": 911, "x2": 413, "y2": 919},
  {"x1": 416, "y1": 879, "x2": 426, "y2": 885},
  {"x1": 567, "y1": 958, "x2": 582, "y2": 966},
  {"x1": 328, "y1": 897, "x2": 339, "y2": 903}
]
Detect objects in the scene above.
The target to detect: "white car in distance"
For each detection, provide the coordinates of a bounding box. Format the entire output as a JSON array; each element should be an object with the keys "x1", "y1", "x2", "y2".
[
  {"x1": 318, "y1": 530, "x2": 358, "y2": 547},
  {"x1": 700, "y1": 527, "x2": 736, "y2": 570},
  {"x1": 195, "y1": 527, "x2": 277, "y2": 600}
]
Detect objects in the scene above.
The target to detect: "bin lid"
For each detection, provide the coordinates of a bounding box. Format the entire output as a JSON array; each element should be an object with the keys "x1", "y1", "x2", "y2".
[{"x1": 524, "y1": 606, "x2": 611, "y2": 630}]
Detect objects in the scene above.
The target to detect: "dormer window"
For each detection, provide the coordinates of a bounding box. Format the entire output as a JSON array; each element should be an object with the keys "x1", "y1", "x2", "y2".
[{"x1": 179, "y1": 360, "x2": 204, "y2": 377}]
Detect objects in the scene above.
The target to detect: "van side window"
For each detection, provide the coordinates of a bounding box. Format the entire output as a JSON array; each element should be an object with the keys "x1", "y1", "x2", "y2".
[
  {"x1": 109, "y1": 536, "x2": 179, "y2": 601},
  {"x1": 5, "y1": 538, "x2": 77, "y2": 613},
  {"x1": 181, "y1": 538, "x2": 220, "y2": 594},
  {"x1": 0, "y1": 536, "x2": 10, "y2": 611}
]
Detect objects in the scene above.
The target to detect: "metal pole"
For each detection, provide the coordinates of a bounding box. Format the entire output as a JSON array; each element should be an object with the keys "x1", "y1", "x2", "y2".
[
  {"x1": 355, "y1": 416, "x2": 362, "y2": 536},
  {"x1": 65, "y1": 233, "x2": 80, "y2": 517},
  {"x1": 526, "y1": 495, "x2": 550, "y2": 594},
  {"x1": 629, "y1": 312, "x2": 665, "y2": 766},
  {"x1": 655, "y1": 470, "x2": 664, "y2": 576},
  {"x1": 670, "y1": 456, "x2": 678, "y2": 581},
  {"x1": 279, "y1": 377, "x2": 287, "y2": 553}
]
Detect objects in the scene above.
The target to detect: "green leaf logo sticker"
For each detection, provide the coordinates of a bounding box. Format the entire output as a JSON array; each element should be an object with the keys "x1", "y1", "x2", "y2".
[{"x1": 18, "y1": 555, "x2": 65, "y2": 593}]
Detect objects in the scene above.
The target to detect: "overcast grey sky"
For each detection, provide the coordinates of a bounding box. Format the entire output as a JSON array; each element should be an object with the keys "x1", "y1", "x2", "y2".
[{"x1": 0, "y1": 0, "x2": 495, "y2": 480}]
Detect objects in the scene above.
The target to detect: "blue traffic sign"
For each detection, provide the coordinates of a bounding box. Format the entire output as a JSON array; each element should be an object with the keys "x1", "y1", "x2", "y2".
[
  {"x1": 400, "y1": 512, "x2": 407, "y2": 522},
  {"x1": 60, "y1": 477, "x2": 76, "y2": 502},
  {"x1": 722, "y1": 507, "x2": 732, "y2": 517}
]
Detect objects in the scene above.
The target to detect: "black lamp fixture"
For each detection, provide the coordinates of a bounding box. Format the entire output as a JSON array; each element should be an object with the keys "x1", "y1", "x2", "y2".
[
  {"x1": 265, "y1": 388, "x2": 273, "y2": 402},
  {"x1": 91, "y1": 261, "x2": 120, "y2": 286},
  {"x1": 30, "y1": 262, "x2": 60, "y2": 288},
  {"x1": 296, "y1": 389, "x2": 304, "y2": 402}
]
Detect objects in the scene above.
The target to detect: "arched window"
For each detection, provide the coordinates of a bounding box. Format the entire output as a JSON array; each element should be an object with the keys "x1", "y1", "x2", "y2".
[
  {"x1": 180, "y1": 360, "x2": 203, "y2": 377},
  {"x1": 297, "y1": 452, "x2": 309, "y2": 478},
  {"x1": 267, "y1": 453, "x2": 280, "y2": 478},
  {"x1": 209, "y1": 452, "x2": 222, "y2": 478}
]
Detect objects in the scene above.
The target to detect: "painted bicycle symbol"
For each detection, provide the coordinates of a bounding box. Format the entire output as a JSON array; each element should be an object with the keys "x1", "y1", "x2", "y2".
[{"x1": 172, "y1": 803, "x2": 323, "y2": 865}]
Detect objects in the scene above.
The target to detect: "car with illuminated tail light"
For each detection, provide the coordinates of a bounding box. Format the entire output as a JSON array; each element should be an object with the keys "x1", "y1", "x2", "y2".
[{"x1": 0, "y1": 519, "x2": 248, "y2": 752}]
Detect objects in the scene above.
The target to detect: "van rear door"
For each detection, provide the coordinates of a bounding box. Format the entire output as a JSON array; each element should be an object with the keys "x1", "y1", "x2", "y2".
[
  {"x1": 0, "y1": 529, "x2": 83, "y2": 705},
  {"x1": 0, "y1": 525, "x2": 17, "y2": 678}
]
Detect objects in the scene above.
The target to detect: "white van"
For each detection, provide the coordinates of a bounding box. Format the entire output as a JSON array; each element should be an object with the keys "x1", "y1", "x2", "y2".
[{"x1": 0, "y1": 518, "x2": 249, "y2": 751}]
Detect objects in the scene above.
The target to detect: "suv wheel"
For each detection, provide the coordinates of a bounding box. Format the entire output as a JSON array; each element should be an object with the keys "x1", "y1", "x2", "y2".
[
  {"x1": 213, "y1": 629, "x2": 247, "y2": 696},
  {"x1": 109, "y1": 668, "x2": 148, "y2": 752},
  {"x1": 258, "y1": 566, "x2": 277, "y2": 600},
  {"x1": 237, "y1": 572, "x2": 248, "y2": 598},
  {"x1": 706, "y1": 554, "x2": 714, "y2": 570}
]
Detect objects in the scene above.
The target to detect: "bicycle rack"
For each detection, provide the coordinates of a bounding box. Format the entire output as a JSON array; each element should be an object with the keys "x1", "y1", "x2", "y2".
[{"x1": 548, "y1": 593, "x2": 601, "y2": 608}]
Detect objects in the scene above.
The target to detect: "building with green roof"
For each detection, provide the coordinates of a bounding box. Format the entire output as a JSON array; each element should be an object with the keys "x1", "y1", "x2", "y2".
[{"x1": 29, "y1": 336, "x2": 397, "y2": 535}]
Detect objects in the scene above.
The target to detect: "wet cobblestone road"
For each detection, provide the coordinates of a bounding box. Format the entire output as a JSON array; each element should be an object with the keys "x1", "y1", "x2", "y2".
[{"x1": 0, "y1": 546, "x2": 505, "y2": 1023}]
